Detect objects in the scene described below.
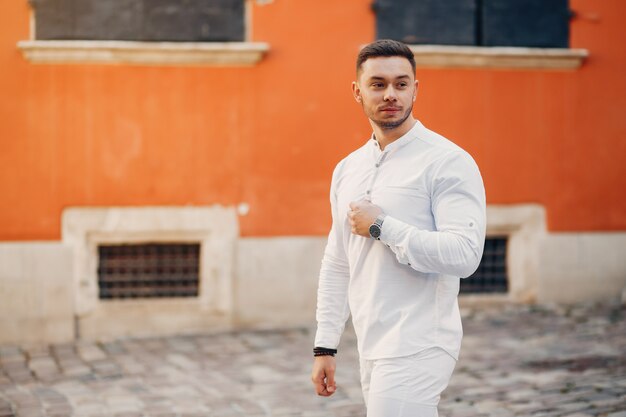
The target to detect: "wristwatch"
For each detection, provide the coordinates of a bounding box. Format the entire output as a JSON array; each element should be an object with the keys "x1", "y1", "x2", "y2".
[{"x1": 369, "y1": 214, "x2": 386, "y2": 240}]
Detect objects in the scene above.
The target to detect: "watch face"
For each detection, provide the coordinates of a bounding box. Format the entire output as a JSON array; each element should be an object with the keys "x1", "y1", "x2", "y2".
[{"x1": 369, "y1": 224, "x2": 381, "y2": 239}]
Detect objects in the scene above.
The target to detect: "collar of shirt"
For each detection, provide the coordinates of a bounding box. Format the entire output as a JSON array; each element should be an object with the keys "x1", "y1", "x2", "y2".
[{"x1": 370, "y1": 120, "x2": 423, "y2": 156}]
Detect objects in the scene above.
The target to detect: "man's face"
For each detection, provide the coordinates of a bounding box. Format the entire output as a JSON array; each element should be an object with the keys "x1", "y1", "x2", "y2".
[{"x1": 353, "y1": 56, "x2": 417, "y2": 130}]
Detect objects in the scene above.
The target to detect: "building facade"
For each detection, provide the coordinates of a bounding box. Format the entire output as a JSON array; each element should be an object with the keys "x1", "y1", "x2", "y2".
[{"x1": 1, "y1": 0, "x2": 625, "y2": 344}]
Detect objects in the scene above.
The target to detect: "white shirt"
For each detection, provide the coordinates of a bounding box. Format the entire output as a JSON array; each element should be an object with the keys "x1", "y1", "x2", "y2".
[{"x1": 314, "y1": 120, "x2": 486, "y2": 360}]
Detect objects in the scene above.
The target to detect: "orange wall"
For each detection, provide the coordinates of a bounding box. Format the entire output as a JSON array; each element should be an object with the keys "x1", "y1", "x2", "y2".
[{"x1": 0, "y1": 0, "x2": 625, "y2": 240}]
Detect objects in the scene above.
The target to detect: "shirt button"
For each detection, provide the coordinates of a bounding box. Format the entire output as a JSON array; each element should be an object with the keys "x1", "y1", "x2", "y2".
[
  {"x1": 375, "y1": 163, "x2": 380, "y2": 168},
  {"x1": 366, "y1": 190, "x2": 371, "y2": 194},
  {"x1": 408, "y1": 263, "x2": 411, "y2": 266}
]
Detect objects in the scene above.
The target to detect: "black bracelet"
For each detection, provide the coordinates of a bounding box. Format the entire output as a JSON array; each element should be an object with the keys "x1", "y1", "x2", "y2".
[{"x1": 313, "y1": 347, "x2": 337, "y2": 357}]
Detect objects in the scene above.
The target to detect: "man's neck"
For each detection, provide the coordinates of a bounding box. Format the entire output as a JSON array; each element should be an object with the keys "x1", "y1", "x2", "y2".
[{"x1": 371, "y1": 117, "x2": 417, "y2": 151}]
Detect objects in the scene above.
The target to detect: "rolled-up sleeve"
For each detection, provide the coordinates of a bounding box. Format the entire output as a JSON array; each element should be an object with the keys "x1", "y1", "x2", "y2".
[{"x1": 379, "y1": 151, "x2": 486, "y2": 278}]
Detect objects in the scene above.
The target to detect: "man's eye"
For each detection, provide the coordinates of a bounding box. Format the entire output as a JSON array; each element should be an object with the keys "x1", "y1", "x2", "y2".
[
  {"x1": 372, "y1": 83, "x2": 384, "y2": 88},
  {"x1": 397, "y1": 83, "x2": 408, "y2": 88}
]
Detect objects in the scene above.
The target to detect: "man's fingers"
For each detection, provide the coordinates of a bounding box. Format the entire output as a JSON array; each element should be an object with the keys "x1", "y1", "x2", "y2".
[
  {"x1": 325, "y1": 368, "x2": 336, "y2": 393},
  {"x1": 314, "y1": 379, "x2": 332, "y2": 397},
  {"x1": 315, "y1": 382, "x2": 328, "y2": 397},
  {"x1": 311, "y1": 373, "x2": 327, "y2": 396},
  {"x1": 349, "y1": 201, "x2": 358, "y2": 210},
  {"x1": 312, "y1": 366, "x2": 334, "y2": 397}
]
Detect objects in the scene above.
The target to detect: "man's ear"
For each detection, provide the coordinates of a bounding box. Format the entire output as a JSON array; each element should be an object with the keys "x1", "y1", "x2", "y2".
[
  {"x1": 352, "y1": 81, "x2": 362, "y2": 103},
  {"x1": 413, "y1": 80, "x2": 419, "y2": 101}
]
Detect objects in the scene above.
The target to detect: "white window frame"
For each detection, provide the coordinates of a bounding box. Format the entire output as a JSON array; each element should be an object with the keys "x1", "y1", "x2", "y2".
[{"x1": 18, "y1": 0, "x2": 268, "y2": 66}]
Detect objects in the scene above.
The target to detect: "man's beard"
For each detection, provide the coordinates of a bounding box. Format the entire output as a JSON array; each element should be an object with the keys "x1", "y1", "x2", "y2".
[{"x1": 372, "y1": 105, "x2": 413, "y2": 130}]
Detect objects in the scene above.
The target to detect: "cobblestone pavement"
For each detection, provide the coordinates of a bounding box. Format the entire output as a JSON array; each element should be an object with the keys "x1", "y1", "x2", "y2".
[{"x1": 1, "y1": 300, "x2": 625, "y2": 417}]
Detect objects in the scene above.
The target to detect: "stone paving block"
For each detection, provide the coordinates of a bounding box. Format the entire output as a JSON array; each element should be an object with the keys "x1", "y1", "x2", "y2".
[
  {"x1": 562, "y1": 414, "x2": 594, "y2": 417},
  {"x1": 28, "y1": 357, "x2": 57, "y2": 369},
  {"x1": 74, "y1": 403, "x2": 107, "y2": 415},
  {"x1": 165, "y1": 353, "x2": 197, "y2": 371},
  {"x1": 0, "y1": 357, "x2": 25, "y2": 367},
  {"x1": 0, "y1": 347, "x2": 21, "y2": 357},
  {"x1": 14, "y1": 409, "x2": 42, "y2": 417},
  {"x1": 91, "y1": 362, "x2": 123, "y2": 379},
  {"x1": 44, "y1": 403, "x2": 74, "y2": 414},
  {"x1": 140, "y1": 404, "x2": 174, "y2": 416},
  {"x1": 0, "y1": 401, "x2": 13, "y2": 417},
  {"x1": 2, "y1": 362, "x2": 30, "y2": 374},
  {"x1": 63, "y1": 363, "x2": 93, "y2": 376},
  {"x1": 77, "y1": 343, "x2": 108, "y2": 362},
  {"x1": 22, "y1": 346, "x2": 50, "y2": 360},
  {"x1": 166, "y1": 338, "x2": 197, "y2": 353},
  {"x1": 101, "y1": 342, "x2": 126, "y2": 356}
]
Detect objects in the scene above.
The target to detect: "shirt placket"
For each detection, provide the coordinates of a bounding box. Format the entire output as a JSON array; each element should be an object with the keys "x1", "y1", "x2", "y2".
[{"x1": 365, "y1": 148, "x2": 388, "y2": 200}]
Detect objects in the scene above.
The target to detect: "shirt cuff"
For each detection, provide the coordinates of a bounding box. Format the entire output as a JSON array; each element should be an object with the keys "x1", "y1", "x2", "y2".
[
  {"x1": 314, "y1": 329, "x2": 342, "y2": 350},
  {"x1": 379, "y1": 215, "x2": 410, "y2": 246}
]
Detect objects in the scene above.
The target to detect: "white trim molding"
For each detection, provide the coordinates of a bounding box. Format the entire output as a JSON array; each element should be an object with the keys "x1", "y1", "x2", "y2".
[
  {"x1": 17, "y1": 40, "x2": 269, "y2": 66},
  {"x1": 409, "y1": 45, "x2": 588, "y2": 69},
  {"x1": 62, "y1": 206, "x2": 238, "y2": 340}
]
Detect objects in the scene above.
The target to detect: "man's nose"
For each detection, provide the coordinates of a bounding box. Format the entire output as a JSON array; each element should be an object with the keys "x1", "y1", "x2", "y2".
[{"x1": 383, "y1": 85, "x2": 397, "y2": 101}]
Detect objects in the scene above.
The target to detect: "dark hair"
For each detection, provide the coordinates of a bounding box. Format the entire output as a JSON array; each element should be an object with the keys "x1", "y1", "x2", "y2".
[{"x1": 356, "y1": 39, "x2": 416, "y2": 75}]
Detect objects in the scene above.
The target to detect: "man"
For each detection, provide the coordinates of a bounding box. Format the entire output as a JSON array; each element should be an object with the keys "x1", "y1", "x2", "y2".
[{"x1": 310, "y1": 39, "x2": 486, "y2": 417}]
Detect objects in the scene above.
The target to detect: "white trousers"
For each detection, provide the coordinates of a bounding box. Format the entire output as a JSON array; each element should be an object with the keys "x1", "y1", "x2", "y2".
[{"x1": 359, "y1": 347, "x2": 457, "y2": 417}]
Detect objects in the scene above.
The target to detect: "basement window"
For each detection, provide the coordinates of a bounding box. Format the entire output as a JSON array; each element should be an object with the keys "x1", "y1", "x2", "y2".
[
  {"x1": 460, "y1": 236, "x2": 508, "y2": 294},
  {"x1": 98, "y1": 243, "x2": 200, "y2": 299}
]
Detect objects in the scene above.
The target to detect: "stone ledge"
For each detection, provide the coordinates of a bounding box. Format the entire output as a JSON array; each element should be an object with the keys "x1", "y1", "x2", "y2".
[
  {"x1": 409, "y1": 45, "x2": 588, "y2": 69},
  {"x1": 17, "y1": 40, "x2": 269, "y2": 66}
]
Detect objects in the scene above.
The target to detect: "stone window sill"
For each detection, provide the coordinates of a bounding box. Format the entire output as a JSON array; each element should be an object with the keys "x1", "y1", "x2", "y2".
[
  {"x1": 17, "y1": 40, "x2": 269, "y2": 66},
  {"x1": 409, "y1": 45, "x2": 588, "y2": 69}
]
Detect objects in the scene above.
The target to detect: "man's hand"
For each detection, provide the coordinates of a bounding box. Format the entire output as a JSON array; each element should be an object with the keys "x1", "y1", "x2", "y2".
[
  {"x1": 348, "y1": 199, "x2": 383, "y2": 237},
  {"x1": 311, "y1": 356, "x2": 337, "y2": 396}
]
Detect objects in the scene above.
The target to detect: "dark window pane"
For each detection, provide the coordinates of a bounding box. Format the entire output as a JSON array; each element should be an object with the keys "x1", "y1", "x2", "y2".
[
  {"x1": 73, "y1": 0, "x2": 143, "y2": 41},
  {"x1": 32, "y1": 0, "x2": 245, "y2": 42},
  {"x1": 31, "y1": 0, "x2": 76, "y2": 40},
  {"x1": 481, "y1": 0, "x2": 569, "y2": 47},
  {"x1": 373, "y1": 0, "x2": 570, "y2": 48},
  {"x1": 374, "y1": 0, "x2": 477, "y2": 45},
  {"x1": 143, "y1": 0, "x2": 245, "y2": 42}
]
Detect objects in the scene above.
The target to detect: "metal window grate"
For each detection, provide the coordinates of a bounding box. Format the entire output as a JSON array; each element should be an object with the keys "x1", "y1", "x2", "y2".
[
  {"x1": 98, "y1": 243, "x2": 200, "y2": 300},
  {"x1": 460, "y1": 236, "x2": 508, "y2": 294}
]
